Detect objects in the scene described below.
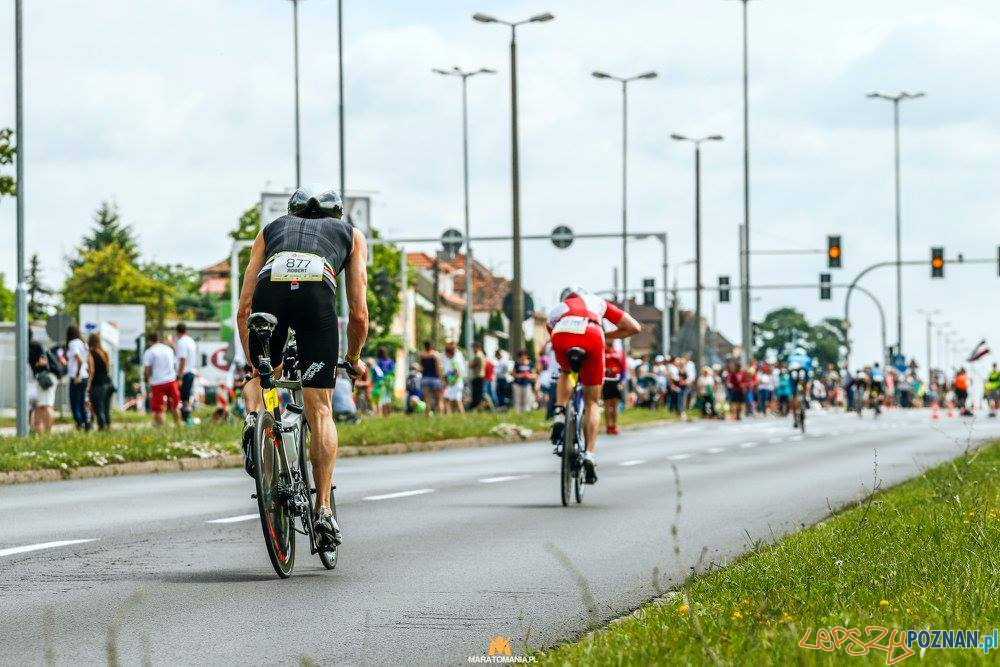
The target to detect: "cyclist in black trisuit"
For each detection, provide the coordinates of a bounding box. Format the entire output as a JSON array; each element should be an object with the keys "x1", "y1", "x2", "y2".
[{"x1": 237, "y1": 187, "x2": 369, "y2": 549}]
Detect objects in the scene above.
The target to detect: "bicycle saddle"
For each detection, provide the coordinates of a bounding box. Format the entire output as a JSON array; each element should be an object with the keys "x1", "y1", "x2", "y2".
[
  {"x1": 248, "y1": 312, "x2": 278, "y2": 333},
  {"x1": 567, "y1": 347, "x2": 587, "y2": 373}
]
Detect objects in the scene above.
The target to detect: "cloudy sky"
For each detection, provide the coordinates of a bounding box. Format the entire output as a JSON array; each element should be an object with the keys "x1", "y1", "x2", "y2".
[{"x1": 1, "y1": 0, "x2": 998, "y2": 368}]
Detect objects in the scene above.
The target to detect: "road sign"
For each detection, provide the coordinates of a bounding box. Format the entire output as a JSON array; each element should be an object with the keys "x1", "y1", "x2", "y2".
[
  {"x1": 642, "y1": 278, "x2": 655, "y2": 306},
  {"x1": 892, "y1": 354, "x2": 907, "y2": 373},
  {"x1": 441, "y1": 228, "x2": 464, "y2": 257},
  {"x1": 502, "y1": 290, "x2": 535, "y2": 323},
  {"x1": 551, "y1": 225, "x2": 574, "y2": 249},
  {"x1": 819, "y1": 273, "x2": 832, "y2": 300},
  {"x1": 718, "y1": 276, "x2": 730, "y2": 303},
  {"x1": 45, "y1": 313, "x2": 71, "y2": 343}
]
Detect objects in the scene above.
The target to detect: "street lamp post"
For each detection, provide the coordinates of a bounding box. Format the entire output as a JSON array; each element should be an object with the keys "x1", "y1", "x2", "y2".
[
  {"x1": 671, "y1": 134, "x2": 724, "y2": 371},
  {"x1": 591, "y1": 70, "x2": 657, "y2": 331},
  {"x1": 867, "y1": 90, "x2": 925, "y2": 360},
  {"x1": 433, "y1": 66, "x2": 496, "y2": 351},
  {"x1": 725, "y1": 0, "x2": 755, "y2": 365},
  {"x1": 14, "y1": 0, "x2": 28, "y2": 436},
  {"x1": 916, "y1": 308, "x2": 939, "y2": 384},
  {"x1": 473, "y1": 11, "x2": 553, "y2": 355},
  {"x1": 287, "y1": 0, "x2": 304, "y2": 187}
]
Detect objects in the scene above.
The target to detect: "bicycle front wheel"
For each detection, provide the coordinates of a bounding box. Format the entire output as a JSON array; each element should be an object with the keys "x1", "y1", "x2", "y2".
[
  {"x1": 253, "y1": 410, "x2": 295, "y2": 578},
  {"x1": 299, "y1": 422, "x2": 339, "y2": 570}
]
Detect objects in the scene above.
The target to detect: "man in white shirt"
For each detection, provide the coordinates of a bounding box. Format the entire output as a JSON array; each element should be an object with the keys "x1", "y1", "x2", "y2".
[
  {"x1": 66, "y1": 325, "x2": 91, "y2": 430},
  {"x1": 143, "y1": 331, "x2": 181, "y2": 426},
  {"x1": 174, "y1": 322, "x2": 198, "y2": 423},
  {"x1": 441, "y1": 338, "x2": 466, "y2": 414}
]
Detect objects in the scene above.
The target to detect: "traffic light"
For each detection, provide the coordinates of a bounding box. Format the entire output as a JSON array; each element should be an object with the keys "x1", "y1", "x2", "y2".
[
  {"x1": 718, "y1": 275, "x2": 730, "y2": 303},
  {"x1": 827, "y1": 235, "x2": 842, "y2": 269},
  {"x1": 819, "y1": 272, "x2": 832, "y2": 300},
  {"x1": 931, "y1": 247, "x2": 944, "y2": 278},
  {"x1": 642, "y1": 278, "x2": 655, "y2": 306}
]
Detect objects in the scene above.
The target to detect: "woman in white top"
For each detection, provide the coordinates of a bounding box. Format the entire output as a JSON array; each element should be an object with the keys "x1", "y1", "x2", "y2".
[{"x1": 66, "y1": 324, "x2": 91, "y2": 430}]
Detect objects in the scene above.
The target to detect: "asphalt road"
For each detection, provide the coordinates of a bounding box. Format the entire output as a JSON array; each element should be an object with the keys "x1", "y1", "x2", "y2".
[{"x1": 1, "y1": 409, "x2": 996, "y2": 666}]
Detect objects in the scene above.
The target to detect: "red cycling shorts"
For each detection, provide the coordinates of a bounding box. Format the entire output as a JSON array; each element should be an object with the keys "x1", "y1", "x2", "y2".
[
  {"x1": 150, "y1": 380, "x2": 180, "y2": 414},
  {"x1": 551, "y1": 322, "x2": 606, "y2": 387}
]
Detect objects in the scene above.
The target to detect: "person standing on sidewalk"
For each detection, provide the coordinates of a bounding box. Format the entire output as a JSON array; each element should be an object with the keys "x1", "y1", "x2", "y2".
[
  {"x1": 602, "y1": 340, "x2": 626, "y2": 434},
  {"x1": 86, "y1": 333, "x2": 114, "y2": 430},
  {"x1": 512, "y1": 349, "x2": 537, "y2": 413},
  {"x1": 143, "y1": 331, "x2": 181, "y2": 427},
  {"x1": 174, "y1": 323, "x2": 198, "y2": 424},
  {"x1": 28, "y1": 329, "x2": 57, "y2": 434},
  {"x1": 494, "y1": 349, "x2": 511, "y2": 410},
  {"x1": 467, "y1": 341, "x2": 486, "y2": 411},
  {"x1": 66, "y1": 325, "x2": 91, "y2": 430}
]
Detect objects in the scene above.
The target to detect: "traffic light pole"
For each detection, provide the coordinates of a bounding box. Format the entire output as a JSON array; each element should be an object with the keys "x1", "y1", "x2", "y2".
[{"x1": 843, "y1": 255, "x2": 995, "y2": 369}]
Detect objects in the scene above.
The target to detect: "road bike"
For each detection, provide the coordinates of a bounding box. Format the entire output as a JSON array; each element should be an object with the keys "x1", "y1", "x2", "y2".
[
  {"x1": 557, "y1": 348, "x2": 589, "y2": 507},
  {"x1": 247, "y1": 312, "x2": 353, "y2": 578}
]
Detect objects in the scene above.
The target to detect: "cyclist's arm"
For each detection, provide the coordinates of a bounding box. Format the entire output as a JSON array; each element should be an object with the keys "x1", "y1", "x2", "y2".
[
  {"x1": 603, "y1": 302, "x2": 641, "y2": 340},
  {"x1": 344, "y1": 228, "x2": 370, "y2": 361},
  {"x1": 236, "y1": 231, "x2": 267, "y2": 363}
]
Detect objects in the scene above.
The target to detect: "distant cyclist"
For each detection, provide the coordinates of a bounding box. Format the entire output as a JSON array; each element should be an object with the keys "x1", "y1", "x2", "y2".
[
  {"x1": 237, "y1": 187, "x2": 369, "y2": 550},
  {"x1": 869, "y1": 363, "x2": 884, "y2": 415},
  {"x1": 787, "y1": 347, "x2": 812, "y2": 425},
  {"x1": 547, "y1": 286, "x2": 640, "y2": 484}
]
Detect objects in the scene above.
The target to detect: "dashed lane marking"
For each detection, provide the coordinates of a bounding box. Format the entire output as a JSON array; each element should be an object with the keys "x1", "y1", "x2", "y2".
[
  {"x1": 206, "y1": 514, "x2": 258, "y2": 524},
  {"x1": 0, "y1": 539, "x2": 99, "y2": 558},
  {"x1": 479, "y1": 475, "x2": 530, "y2": 483},
  {"x1": 618, "y1": 460, "x2": 646, "y2": 467},
  {"x1": 364, "y1": 488, "x2": 435, "y2": 501}
]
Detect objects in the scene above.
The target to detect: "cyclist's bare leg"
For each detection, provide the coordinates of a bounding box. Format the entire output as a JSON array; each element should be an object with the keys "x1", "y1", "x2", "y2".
[
  {"x1": 582, "y1": 385, "x2": 601, "y2": 453},
  {"x1": 303, "y1": 387, "x2": 337, "y2": 512}
]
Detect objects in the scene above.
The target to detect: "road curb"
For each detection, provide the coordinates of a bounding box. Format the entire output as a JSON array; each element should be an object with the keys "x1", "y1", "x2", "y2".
[{"x1": 0, "y1": 418, "x2": 673, "y2": 486}]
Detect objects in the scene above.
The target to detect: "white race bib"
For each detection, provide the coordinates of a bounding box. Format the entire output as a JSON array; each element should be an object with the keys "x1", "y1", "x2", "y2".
[
  {"x1": 553, "y1": 316, "x2": 589, "y2": 335},
  {"x1": 270, "y1": 252, "x2": 325, "y2": 282}
]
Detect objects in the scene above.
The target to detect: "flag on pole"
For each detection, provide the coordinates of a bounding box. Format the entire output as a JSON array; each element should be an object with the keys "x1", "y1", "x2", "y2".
[{"x1": 967, "y1": 339, "x2": 990, "y2": 362}]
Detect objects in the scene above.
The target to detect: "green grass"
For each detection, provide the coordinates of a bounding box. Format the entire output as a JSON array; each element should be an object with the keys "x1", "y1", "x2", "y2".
[
  {"x1": 0, "y1": 406, "x2": 681, "y2": 473},
  {"x1": 540, "y1": 441, "x2": 1000, "y2": 665}
]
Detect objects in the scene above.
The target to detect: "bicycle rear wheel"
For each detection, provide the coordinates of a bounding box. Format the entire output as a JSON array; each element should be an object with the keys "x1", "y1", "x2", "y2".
[
  {"x1": 560, "y1": 403, "x2": 575, "y2": 507},
  {"x1": 253, "y1": 410, "x2": 295, "y2": 578},
  {"x1": 298, "y1": 422, "x2": 339, "y2": 570}
]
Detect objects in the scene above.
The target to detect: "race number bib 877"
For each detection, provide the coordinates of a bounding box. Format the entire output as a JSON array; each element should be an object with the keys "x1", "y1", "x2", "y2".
[
  {"x1": 270, "y1": 252, "x2": 324, "y2": 282},
  {"x1": 553, "y1": 316, "x2": 589, "y2": 335}
]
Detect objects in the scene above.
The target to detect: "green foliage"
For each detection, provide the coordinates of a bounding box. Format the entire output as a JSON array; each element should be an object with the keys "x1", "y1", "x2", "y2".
[
  {"x1": 73, "y1": 201, "x2": 139, "y2": 269},
  {"x1": 229, "y1": 203, "x2": 260, "y2": 285},
  {"x1": 26, "y1": 254, "x2": 55, "y2": 320},
  {"x1": 63, "y1": 243, "x2": 172, "y2": 319},
  {"x1": 142, "y1": 261, "x2": 217, "y2": 321},
  {"x1": 754, "y1": 307, "x2": 846, "y2": 366},
  {"x1": 487, "y1": 310, "x2": 507, "y2": 351},
  {"x1": 0, "y1": 273, "x2": 14, "y2": 320},
  {"x1": 0, "y1": 128, "x2": 14, "y2": 197},
  {"x1": 366, "y1": 229, "x2": 403, "y2": 342}
]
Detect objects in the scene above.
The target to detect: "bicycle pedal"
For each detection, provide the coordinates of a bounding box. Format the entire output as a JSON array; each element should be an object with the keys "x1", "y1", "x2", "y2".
[{"x1": 250, "y1": 493, "x2": 258, "y2": 499}]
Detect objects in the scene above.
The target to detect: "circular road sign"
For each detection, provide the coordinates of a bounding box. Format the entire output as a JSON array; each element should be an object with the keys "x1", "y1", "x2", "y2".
[
  {"x1": 551, "y1": 225, "x2": 574, "y2": 250},
  {"x1": 502, "y1": 290, "x2": 535, "y2": 323},
  {"x1": 441, "y1": 228, "x2": 464, "y2": 257}
]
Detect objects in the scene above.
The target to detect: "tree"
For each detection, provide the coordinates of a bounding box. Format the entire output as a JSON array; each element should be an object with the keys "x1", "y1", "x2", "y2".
[
  {"x1": 811, "y1": 318, "x2": 848, "y2": 368},
  {"x1": 229, "y1": 203, "x2": 260, "y2": 284},
  {"x1": 365, "y1": 230, "x2": 403, "y2": 352},
  {"x1": 64, "y1": 243, "x2": 172, "y2": 320},
  {"x1": 0, "y1": 128, "x2": 14, "y2": 197},
  {"x1": 26, "y1": 254, "x2": 55, "y2": 320},
  {"x1": 0, "y1": 273, "x2": 14, "y2": 320},
  {"x1": 142, "y1": 261, "x2": 216, "y2": 321},
  {"x1": 73, "y1": 201, "x2": 139, "y2": 269},
  {"x1": 754, "y1": 307, "x2": 812, "y2": 360}
]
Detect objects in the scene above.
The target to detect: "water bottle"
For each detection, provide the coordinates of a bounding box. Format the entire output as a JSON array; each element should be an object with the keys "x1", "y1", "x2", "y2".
[{"x1": 279, "y1": 404, "x2": 303, "y2": 459}]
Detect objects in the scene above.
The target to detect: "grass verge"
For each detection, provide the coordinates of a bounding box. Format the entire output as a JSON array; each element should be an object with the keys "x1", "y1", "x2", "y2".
[
  {"x1": 540, "y1": 441, "x2": 1000, "y2": 665},
  {"x1": 0, "y1": 406, "x2": 680, "y2": 473}
]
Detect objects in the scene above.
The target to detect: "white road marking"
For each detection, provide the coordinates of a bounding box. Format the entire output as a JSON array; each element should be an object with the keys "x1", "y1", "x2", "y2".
[
  {"x1": 667, "y1": 454, "x2": 691, "y2": 461},
  {"x1": 618, "y1": 459, "x2": 645, "y2": 467},
  {"x1": 364, "y1": 488, "x2": 434, "y2": 501},
  {"x1": 479, "y1": 475, "x2": 530, "y2": 483},
  {"x1": 206, "y1": 514, "x2": 258, "y2": 524},
  {"x1": 0, "y1": 539, "x2": 99, "y2": 558},
  {"x1": 789, "y1": 435, "x2": 804, "y2": 442},
  {"x1": 740, "y1": 441, "x2": 758, "y2": 449},
  {"x1": 768, "y1": 437, "x2": 785, "y2": 444},
  {"x1": 706, "y1": 447, "x2": 726, "y2": 454}
]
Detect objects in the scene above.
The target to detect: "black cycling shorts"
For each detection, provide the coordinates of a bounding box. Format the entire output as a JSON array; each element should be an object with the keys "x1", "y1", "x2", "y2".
[
  {"x1": 602, "y1": 379, "x2": 623, "y2": 401},
  {"x1": 249, "y1": 279, "x2": 340, "y2": 388}
]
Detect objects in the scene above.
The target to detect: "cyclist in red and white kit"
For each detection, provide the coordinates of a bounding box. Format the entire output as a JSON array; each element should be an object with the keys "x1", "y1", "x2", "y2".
[{"x1": 547, "y1": 286, "x2": 641, "y2": 483}]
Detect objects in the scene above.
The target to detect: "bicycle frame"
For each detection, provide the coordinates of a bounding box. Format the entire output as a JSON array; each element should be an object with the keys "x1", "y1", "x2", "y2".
[{"x1": 257, "y1": 332, "x2": 306, "y2": 488}]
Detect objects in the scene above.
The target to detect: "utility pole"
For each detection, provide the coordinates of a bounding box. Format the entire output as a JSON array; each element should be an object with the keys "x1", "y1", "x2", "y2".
[{"x1": 14, "y1": 0, "x2": 28, "y2": 436}]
